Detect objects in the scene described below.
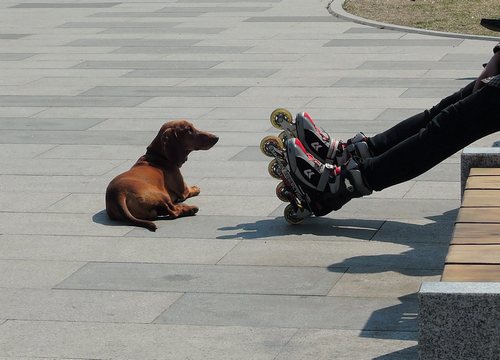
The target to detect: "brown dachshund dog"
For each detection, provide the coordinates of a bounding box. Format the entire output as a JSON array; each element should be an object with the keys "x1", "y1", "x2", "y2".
[{"x1": 105, "y1": 120, "x2": 218, "y2": 231}]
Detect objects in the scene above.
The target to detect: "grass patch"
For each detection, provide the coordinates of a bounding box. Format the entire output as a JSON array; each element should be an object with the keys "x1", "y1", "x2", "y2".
[{"x1": 344, "y1": 0, "x2": 500, "y2": 37}]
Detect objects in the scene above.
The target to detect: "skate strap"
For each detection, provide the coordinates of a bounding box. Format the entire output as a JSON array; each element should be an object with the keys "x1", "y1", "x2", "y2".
[
  {"x1": 317, "y1": 165, "x2": 331, "y2": 191},
  {"x1": 318, "y1": 163, "x2": 339, "y2": 191},
  {"x1": 325, "y1": 140, "x2": 339, "y2": 165}
]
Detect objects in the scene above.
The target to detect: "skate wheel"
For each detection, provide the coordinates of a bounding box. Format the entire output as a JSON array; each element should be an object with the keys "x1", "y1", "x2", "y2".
[
  {"x1": 278, "y1": 131, "x2": 288, "y2": 143},
  {"x1": 270, "y1": 108, "x2": 293, "y2": 130},
  {"x1": 275, "y1": 181, "x2": 289, "y2": 202},
  {"x1": 268, "y1": 159, "x2": 282, "y2": 179},
  {"x1": 284, "y1": 204, "x2": 305, "y2": 225},
  {"x1": 260, "y1": 135, "x2": 283, "y2": 157}
]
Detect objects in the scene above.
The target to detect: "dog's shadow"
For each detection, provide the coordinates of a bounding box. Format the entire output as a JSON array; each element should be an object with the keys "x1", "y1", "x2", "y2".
[
  {"x1": 92, "y1": 210, "x2": 121, "y2": 227},
  {"x1": 92, "y1": 209, "x2": 180, "y2": 229}
]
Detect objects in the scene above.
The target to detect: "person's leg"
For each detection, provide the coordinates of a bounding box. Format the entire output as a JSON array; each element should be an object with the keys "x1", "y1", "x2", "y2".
[
  {"x1": 361, "y1": 84, "x2": 500, "y2": 191},
  {"x1": 367, "y1": 81, "x2": 475, "y2": 155}
]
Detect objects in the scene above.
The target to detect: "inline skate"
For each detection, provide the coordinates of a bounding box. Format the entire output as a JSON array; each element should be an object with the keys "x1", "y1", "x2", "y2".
[
  {"x1": 261, "y1": 109, "x2": 374, "y2": 224},
  {"x1": 269, "y1": 108, "x2": 372, "y2": 166}
]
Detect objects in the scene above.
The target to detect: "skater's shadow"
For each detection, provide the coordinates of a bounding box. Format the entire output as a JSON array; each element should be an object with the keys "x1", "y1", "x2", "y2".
[
  {"x1": 324, "y1": 210, "x2": 457, "y2": 276},
  {"x1": 217, "y1": 216, "x2": 382, "y2": 241}
]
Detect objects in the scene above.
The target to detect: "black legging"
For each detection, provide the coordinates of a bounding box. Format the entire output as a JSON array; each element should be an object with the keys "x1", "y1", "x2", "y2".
[{"x1": 360, "y1": 82, "x2": 500, "y2": 191}]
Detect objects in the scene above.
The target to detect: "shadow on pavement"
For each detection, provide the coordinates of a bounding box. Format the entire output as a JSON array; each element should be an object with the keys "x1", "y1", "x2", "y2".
[{"x1": 217, "y1": 216, "x2": 383, "y2": 240}]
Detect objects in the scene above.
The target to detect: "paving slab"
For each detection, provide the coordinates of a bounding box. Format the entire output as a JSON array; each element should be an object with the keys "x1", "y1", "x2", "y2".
[
  {"x1": 0, "y1": 321, "x2": 295, "y2": 360},
  {"x1": 0, "y1": 289, "x2": 182, "y2": 323},
  {"x1": 275, "y1": 329, "x2": 417, "y2": 360},
  {"x1": 0, "y1": 260, "x2": 85, "y2": 289},
  {"x1": 56, "y1": 262, "x2": 344, "y2": 296},
  {"x1": 155, "y1": 293, "x2": 417, "y2": 331}
]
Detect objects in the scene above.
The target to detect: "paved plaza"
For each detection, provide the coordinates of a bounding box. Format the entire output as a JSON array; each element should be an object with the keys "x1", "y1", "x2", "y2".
[{"x1": 0, "y1": 0, "x2": 498, "y2": 358}]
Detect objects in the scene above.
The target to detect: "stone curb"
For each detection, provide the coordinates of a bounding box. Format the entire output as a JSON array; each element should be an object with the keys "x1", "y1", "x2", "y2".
[{"x1": 328, "y1": 0, "x2": 500, "y2": 42}]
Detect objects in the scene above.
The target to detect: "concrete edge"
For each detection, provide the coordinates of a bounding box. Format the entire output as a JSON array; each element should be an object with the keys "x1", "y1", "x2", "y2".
[
  {"x1": 328, "y1": 0, "x2": 500, "y2": 42},
  {"x1": 460, "y1": 147, "x2": 500, "y2": 198},
  {"x1": 420, "y1": 281, "x2": 500, "y2": 294}
]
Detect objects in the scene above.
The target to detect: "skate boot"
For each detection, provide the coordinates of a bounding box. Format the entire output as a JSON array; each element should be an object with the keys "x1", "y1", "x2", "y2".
[
  {"x1": 284, "y1": 138, "x2": 373, "y2": 217},
  {"x1": 269, "y1": 108, "x2": 372, "y2": 166},
  {"x1": 260, "y1": 134, "x2": 372, "y2": 223},
  {"x1": 260, "y1": 135, "x2": 314, "y2": 224}
]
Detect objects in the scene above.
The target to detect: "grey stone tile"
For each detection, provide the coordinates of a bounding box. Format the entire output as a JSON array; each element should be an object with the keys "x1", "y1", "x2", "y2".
[
  {"x1": 0, "y1": 174, "x2": 109, "y2": 193},
  {"x1": 0, "y1": 289, "x2": 182, "y2": 323},
  {"x1": 404, "y1": 181, "x2": 460, "y2": 199},
  {"x1": 0, "y1": 212, "x2": 133, "y2": 237},
  {"x1": 440, "y1": 53, "x2": 491, "y2": 62},
  {"x1": 0, "y1": 321, "x2": 295, "y2": 360},
  {"x1": 376, "y1": 108, "x2": 426, "y2": 121},
  {"x1": 359, "y1": 60, "x2": 478, "y2": 70},
  {"x1": 344, "y1": 27, "x2": 401, "y2": 34},
  {"x1": 328, "y1": 269, "x2": 440, "y2": 298},
  {"x1": 333, "y1": 77, "x2": 471, "y2": 88},
  {"x1": 401, "y1": 87, "x2": 459, "y2": 98},
  {"x1": 0, "y1": 96, "x2": 149, "y2": 107},
  {"x1": 0, "y1": 34, "x2": 30, "y2": 39},
  {"x1": 38, "y1": 144, "x2": 144, "y2": 159},
  {"x1": 183, "y1": 194, "x2": 282, "y2": 217},
  {"x1": 371, "y1": 217, "x2": 455, "y2": 244},
  {"x1": 114, "y1": 45, "x2": 251, "y2": 54},
  {"x1": 0, "y1": 192, "x2": 67, "y2": 212},
  {"x1": 0, "y1": 53, "x2": 35, "y2": 60},
  {"x1": 10, "y1": 2, "x2": 119, "y2": 8},
  {"x1": 0, "y1": 260, "x2": 85, "y2": 289},
  {"x1": 219, "y1": 238, "x2": 447, "y2": 270},
  {"x1": 245, "y1": 16, "x2": 343, "y2": 22},
  {"x1": 156, "y1": 293, "x2": 418, "y2": 331},
  {"x1": 101, "y1": 27, "x2": 226, "y2": 34},
  {"x1": 0, "y1": 144, "x2": 55, "y2": 159},
  {"x1": 126, "y1": 215, "x2": 382, "y2": 240},
  {"x1": 275, "y1": 329, "x2": 417, "y2": 360},
  {"x1": 0, "y1": 130, "x2": 156, "y2": 145},
  {"x1": 73, "y1": 60, "x2": 220, "y2": 69},
  {"x1": 56, "y1": 262, "x2": 343, "y2": 296},
  {"x1": 91, "y1": 11, "x2": 206, "y2": 18},
  {"x1": 81, "y1": 86, "x2": 248, "y2": 97},
  {"x1": 324, "y1": 39, "x2": 463, "y2": 47},
  {"x1": 414, "y1": 162, "x2": 460, "y2": 182},
  {"x1": 45, "y1": 193, "x2": 106, "y2": 214},
  {"x1": 178, "y1": 0, "x2": 281, "y2": 2},
  {"x1": 157, "y1": 6, "x2": 270, "y2": 12},
  {"x1": 230, "y1": 146, "x2": 263, "y2": 161},
  {"x1": 125, "y1": 68, "x2": 277, "y2": 77},
  {"x1": 0, "y1": 158, "x2": 123, "y2": 176},
  {"x1": 66, "y1": 39, "x2": 200, "y2": 47},
  {"x1": 0, "y1": 117, "x2": 104, "y2": 130},
  {"x1": 59, "y1": 22, "x2": 182, "y2": 28},
  {"x1": 0, "y1": 235, "x2": 237, "y2": 264}
]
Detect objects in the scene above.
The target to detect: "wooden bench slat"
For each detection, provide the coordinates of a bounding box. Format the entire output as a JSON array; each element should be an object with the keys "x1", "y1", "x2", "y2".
[
  {"x1": 452, "y1": 223, "x2": 500, "y2": 244},
  {"x1": 462, "y1": 189, "x2": 500, "y2": 207},
  {"x1": 456, "y1": 207, "x2": 500, "y2": 223},
  {"x1": 445, "y1": 244, "x2": 500, "y2": 264},
  {"x1": 466, "y1": 176, "x2": 500, "y2": 190},
  {"x1": 469, "y1": 168, "x2": 500, "y2": 176},
  {"x1": 442, "y1": 264, "x2": 500, "y2": 282}
]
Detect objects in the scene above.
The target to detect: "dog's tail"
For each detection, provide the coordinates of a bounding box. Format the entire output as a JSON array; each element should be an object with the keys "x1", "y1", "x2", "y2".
[{"x1": 107, "y1": 191, "x2": 157, "y2": 232}]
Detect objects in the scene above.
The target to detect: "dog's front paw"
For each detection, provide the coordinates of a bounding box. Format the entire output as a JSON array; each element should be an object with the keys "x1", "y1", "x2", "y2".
[
  {"x1": 190, "y1": 206, "x2": 199, "y2": 215},
  {"x1": 189, "y1": 186, "x2": 201, "y2": 197}
]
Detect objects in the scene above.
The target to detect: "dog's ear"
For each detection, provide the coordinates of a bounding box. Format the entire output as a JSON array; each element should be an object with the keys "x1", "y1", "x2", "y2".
[{"x1": 161, "y1": 127, "x2": 187, "y2": 167}]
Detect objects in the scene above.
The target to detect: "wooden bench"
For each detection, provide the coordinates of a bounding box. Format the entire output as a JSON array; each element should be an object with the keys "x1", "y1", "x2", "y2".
[
  {"x1": 443, "y1": 167, "x2": 500, "y2": 282},
  {"x1": 419, "y1": 167, "x2": 500, "y2": 360}
]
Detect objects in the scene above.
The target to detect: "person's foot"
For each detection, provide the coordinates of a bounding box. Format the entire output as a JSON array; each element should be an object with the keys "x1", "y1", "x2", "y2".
[{"x1": 480, "y1": 18, "x2": 500, "y2": 32}]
